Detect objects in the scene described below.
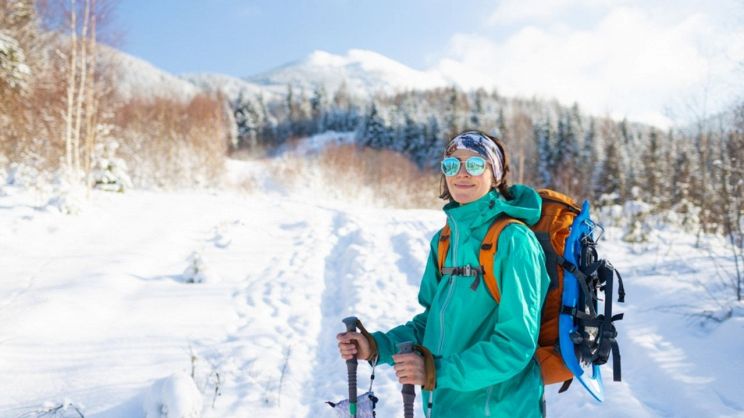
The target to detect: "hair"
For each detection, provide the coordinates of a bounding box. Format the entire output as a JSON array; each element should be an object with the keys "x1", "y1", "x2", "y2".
[{"x1": 438, "y1": 130, "x2": 513, "y2": 201}]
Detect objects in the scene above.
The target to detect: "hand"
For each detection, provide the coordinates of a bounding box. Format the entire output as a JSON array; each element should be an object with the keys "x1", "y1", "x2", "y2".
[
  {"x1": 392, "y1": 352, "x2": 426, "y2": 385},
  {"x1": 336, "y1": 331, "x2": 371, "y2": 361}
]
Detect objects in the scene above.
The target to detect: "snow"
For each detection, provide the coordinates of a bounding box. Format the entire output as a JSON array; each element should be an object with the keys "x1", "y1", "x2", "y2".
[
  {"x1": 275, "y1": 131, "x2": 357, "y2": 156},
  {"x1": 1, "y1": 156, "x2": 743, "y2": 418},
  {"x1": 143, "y1": 372, "x2": 202, "y2": 418},
  {"x1": 101, "y1": 46, "x2": 201, "y2": 103},
  {"x1": 181, "y1": 73, "x2": 276, "y2": 103}
]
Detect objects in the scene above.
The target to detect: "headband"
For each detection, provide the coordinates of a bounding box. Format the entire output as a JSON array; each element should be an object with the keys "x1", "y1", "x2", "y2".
[{"x1": 444, "y1": 131, "x2": 504, "y2": 182}]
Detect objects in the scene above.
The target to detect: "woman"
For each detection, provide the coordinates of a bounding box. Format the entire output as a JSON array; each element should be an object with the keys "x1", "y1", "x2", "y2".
[{"x1": 337, "y1": 130, "x2": 550, "y2": 417}]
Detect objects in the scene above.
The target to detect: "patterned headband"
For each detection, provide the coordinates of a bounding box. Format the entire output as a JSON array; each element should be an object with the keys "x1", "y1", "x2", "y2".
[{"x1": 445, "y1": 131, "x2": 504, "y2": 182}]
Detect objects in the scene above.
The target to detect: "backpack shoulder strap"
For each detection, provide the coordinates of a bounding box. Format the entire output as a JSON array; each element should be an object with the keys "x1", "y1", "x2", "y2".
[
  {"x1": 436, "y1": 224, "x2": 451, "y2": 275},
  {"x1": 480, "y1": 217, "x2": 525, "y2": 303}
]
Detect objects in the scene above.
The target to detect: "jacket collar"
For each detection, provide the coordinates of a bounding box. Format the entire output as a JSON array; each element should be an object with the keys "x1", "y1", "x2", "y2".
[{"x1": 443, "y1": 190, "x2": 503, "y2": 231}]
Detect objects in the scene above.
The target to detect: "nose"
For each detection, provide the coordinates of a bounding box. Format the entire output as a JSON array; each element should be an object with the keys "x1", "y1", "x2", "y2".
[{"x1": 455, "y1": 165, "x2": 470, "y2": 177}]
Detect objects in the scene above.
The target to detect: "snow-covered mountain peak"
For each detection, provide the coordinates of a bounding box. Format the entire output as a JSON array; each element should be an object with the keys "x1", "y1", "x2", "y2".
[
  {"x1": 344, "y1": 48, "x2": 414, "y2": 72},
  {"x1": 304, "y1": 49, "x2": 348, "y2": 67}
]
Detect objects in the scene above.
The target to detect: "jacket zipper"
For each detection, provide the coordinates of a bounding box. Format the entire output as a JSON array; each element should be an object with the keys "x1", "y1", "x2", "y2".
[
  {"x1": 484, "y1": 385, "x2": 494, "y2": 416},
  {"x1": 438, "y1": 276, "x2": 454, "y2": 353},
  {"x1": 438, "y1": 214, "x2": 460, "y2": 354}
]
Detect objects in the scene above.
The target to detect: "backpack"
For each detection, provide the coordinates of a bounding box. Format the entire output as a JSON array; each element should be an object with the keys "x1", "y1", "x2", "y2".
[{"x1": 436, "y1": 189, "x2": 625, "y2": 402}]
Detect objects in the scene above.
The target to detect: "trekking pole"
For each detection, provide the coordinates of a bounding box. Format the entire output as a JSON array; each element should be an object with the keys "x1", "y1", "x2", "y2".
[
  {"x1": 397, "y1": 341, "x2": 415, "y2": 418},
  {"x1": 342, "y1": 316, "x2": 359, "y2": 417}
]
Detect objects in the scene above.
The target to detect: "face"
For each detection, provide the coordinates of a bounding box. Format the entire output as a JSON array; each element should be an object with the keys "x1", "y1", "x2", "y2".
[{"x1": 444, "y1": 149, "x2": 494, "y2": 205}]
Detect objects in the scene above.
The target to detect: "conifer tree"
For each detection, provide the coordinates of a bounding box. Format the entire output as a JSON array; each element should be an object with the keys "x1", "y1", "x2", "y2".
[
  {"x1": 311, "y1": 86, "x2": 326, "y2": 133},
  {"x1": 402, "y1": 112, "x2": 424, "y2": 156},
  {"x1": 422, "y1": 115, "x2": 442, "y2": 168},
  {"x1": 580, "y1": 118, "x2": 598, "y2": 200},
  {"x1": 642, "y1": 129, "x2": 662, "y2": 206},
  {"x1": 618, "y1": 119, "x2": 640, "y2": 201},
  {"x1": 469, "y1": 88, "x2": 486, "y2": 128},
  {"x1": 535, "y1": 117, "x2": 554, "y2": 187},
  {"x1": 232, "y1": 94, "x2": 260, "y2": 149},
  {"x1": 594, "y1": 120, "x2": 624, "y2": 203},
  {"x1": 555, "y1": 109, "x2": 580, "y2": 195},
  {"x1": 359, "y1": 102, "x2": 389, "y2": 149}
]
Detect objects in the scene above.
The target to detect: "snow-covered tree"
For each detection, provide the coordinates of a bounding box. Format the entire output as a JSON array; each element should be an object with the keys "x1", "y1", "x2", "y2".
[
  {"x1": 233, "y1": 93, "x2": 261, "y2": 149},
  {"x1": 0, "y1": 32, "x2": 31, "y2": 92},
  {"x1": 359, "y1": 102, "x2": 390, "y2": 149},
  {"x1": 90, "y1": 138, "x2": 132, "y2": 193},
  {"x1": 535, "y1": 117, "x2": 555, "y2": 188},
  {"x1": 594, "y1": 120, "x2": 624, "y2": 203}
]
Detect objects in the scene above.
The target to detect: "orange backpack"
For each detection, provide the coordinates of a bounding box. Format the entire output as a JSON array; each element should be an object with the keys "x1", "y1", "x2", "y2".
[{"x1": 436, "y1": 189, "x2": 624, "y2": 392}]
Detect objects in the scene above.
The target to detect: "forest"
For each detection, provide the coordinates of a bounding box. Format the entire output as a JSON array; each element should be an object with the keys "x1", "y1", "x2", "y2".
[{"x1": 2, "y1": 0, "x2": 742, "y2": 250}]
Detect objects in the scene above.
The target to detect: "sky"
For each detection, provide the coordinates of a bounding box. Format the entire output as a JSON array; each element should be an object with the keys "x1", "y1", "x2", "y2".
[{"x1": 116, "y1": 0, "x2": 744, "y2": 128}]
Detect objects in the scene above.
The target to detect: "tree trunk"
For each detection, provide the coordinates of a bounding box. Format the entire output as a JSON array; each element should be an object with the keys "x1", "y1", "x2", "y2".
[
  {"x1": 64, "y1": 0, "x2": 77, "y2": 171},
  {"x1": 72, "y1": 0, "x2": 91, "y2": 173}
]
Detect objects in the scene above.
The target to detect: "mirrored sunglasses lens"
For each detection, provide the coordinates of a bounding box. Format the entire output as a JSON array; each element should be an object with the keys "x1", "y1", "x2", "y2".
[
  {"x1": 465, "y1": 157, "x2": 486, "y2": 176},
  {"x1": 441, "y1": 158, "x2": 461, "y2": 176}
]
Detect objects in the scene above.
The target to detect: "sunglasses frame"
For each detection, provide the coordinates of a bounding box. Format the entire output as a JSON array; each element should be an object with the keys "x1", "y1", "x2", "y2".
[{"x1": 441, "y1": 156, "x2": 488, "y2": 177}]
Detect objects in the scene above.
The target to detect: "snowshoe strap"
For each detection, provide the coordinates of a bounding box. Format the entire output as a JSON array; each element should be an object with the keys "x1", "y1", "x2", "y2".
[
  {"x1": 597, "y1": 262, "x2": 624, "y2": 381},
  {"x1": 558, "y1": 378, "x2": 573, "y2": 393},
  {"x1": 615, "y1": 269, "x2": 626, "y2": 303},
  {"x1": 557, "y1": 255, "x2": 597, "y2": 318}
]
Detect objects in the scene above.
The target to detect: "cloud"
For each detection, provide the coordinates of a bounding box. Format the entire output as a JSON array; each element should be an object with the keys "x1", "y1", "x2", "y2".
[
  {"x1": 487, "y1": 0, "x2": 619, "y2": 25},
  {"x1": 437, "y1": 1, "x2": 744, "y2": 128}
]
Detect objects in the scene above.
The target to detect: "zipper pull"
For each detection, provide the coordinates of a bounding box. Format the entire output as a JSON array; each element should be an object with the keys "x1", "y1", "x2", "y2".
[{"x1": 470, "y1": 274, "x2": 480, "y2": 291}]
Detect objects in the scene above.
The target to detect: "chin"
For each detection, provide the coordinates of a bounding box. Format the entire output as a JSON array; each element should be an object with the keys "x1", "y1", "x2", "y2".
[{"x1": 454, "y1": 194, "x2": 476, "y2": 204}]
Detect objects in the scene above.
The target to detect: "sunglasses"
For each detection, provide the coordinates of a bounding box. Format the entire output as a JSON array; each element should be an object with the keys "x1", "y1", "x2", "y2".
[{"x1": 441, "y1": 156, "x2": 488, "y2": 177}]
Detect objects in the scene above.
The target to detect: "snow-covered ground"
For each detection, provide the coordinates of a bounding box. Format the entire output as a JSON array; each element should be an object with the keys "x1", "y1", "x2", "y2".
[{"x1": 0, "y1": 157, "x2": 742, "y2": 418}]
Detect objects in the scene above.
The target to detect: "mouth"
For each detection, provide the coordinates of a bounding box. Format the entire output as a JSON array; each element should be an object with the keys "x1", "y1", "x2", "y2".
[{"x1": 454, "y1": 184, "x2": 475, "y2": 189}]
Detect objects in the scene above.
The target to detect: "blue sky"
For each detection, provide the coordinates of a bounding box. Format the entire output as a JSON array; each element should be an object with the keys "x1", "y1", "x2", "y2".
[
  {"x1": 117, "y1": 0, "x2": 744, "y2": 127},
  {"x1": 117, "y1": 0, "x2": 495, "y2": 77}
]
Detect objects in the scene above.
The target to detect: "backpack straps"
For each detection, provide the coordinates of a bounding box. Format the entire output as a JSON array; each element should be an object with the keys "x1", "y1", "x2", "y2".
[
  {"x1": 437, "y1": 225, "x2": 450, "y2": 274},
  {"x1": 479, "y1": 217, "x2": 524, "y2": 304},
  {"x1": 436, "y1": 217, "x2": 524, "y2": 304}
]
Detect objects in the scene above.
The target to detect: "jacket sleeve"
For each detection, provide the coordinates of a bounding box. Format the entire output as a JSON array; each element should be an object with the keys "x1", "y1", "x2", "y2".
[
  {"x1": 434, "y1": 225, "x2": 549, "y2": 391},
  {"x1": 371, "y1": 231, "x2": 441, "y2": 365}
]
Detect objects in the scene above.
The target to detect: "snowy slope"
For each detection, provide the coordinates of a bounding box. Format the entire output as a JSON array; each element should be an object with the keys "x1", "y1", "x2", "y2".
[
  {"x1": 246, "y1": 49, "x2": 450, "y2": 97},
  {"x1": 102, "y1": 47, "x2": 455, "y2": 104},
  {"x1": 101, "y1": 46, "x2": 202, "y2": 103},
  {"x1": 182, "y1": 72, "x2": 278, "y2": 102},
  {"x1": 0, "y1": 157, "x2": 743, "y2": 418}
]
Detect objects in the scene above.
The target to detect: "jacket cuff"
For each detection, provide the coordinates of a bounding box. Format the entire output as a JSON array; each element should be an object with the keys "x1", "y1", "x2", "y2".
[{"x1": 415, "y1": 344, "x2": 437, "y2": 391}]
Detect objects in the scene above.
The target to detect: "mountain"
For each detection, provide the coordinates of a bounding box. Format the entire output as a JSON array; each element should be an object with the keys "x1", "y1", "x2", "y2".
[
  {"x1": 102, "y1": 47, "x2": 485, "y2": 104},
  {"x1": 182, "y1": 72, "x2": 277, "y2": 102},
  {"x1": 245, "y1": 49, "x2": 451, "y2": 97},
  {"x1": 101, "y1": 46, "x2": 201, "y2": 103}
]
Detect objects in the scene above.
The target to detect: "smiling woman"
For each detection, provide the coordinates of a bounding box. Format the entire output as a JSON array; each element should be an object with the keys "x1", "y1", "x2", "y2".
[
  {"x1": 337, "y1": 130, "x2": 551, "y2": 417},
  {"x1": 438, "y1": 130, "x2": 511, "y2": 204}
]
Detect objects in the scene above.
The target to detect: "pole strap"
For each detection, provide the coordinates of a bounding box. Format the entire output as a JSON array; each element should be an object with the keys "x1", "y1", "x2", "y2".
[{"x1": 414, "y1": 344, "x2": 437, "y2": 391}]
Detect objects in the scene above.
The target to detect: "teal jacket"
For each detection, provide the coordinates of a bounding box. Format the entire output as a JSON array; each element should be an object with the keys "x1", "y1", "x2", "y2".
[{"x1": 372, "y1": 186, "x2": 550, "y2": 417}]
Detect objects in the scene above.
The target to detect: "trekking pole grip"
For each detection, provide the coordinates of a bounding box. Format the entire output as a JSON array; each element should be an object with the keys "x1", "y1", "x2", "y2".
[
  {"x1": 342, "y1": 316, "x2": 359, "y2": 417},
  {"x1": 397, "y1": 341, "x2": 416, "y2": 418}
]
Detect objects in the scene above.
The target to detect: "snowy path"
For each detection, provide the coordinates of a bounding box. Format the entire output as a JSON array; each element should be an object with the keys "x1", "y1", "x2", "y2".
[{"x1": 0, "y1": 170, "x2": 742, "y2": 417}]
